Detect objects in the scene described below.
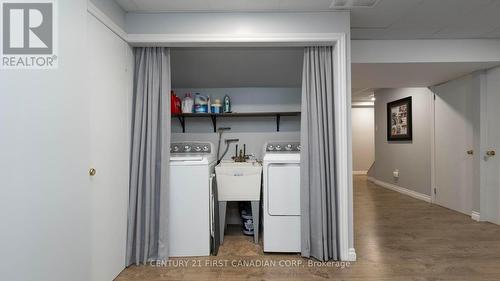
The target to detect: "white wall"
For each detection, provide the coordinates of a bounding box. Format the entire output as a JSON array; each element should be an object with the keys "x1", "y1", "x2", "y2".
[
  {"x1": 125, "y1": 12, "x2": 350, "y2": 35},
  {"x1": 352, "y1": 107, "x2": 375, "y2": 173},
  {"x1": 373, "y1": 88, "x2": 434, "y2": 196},
  {"x1": 352, "y1": 39, "x2": 500, "y2": 63},
  {"x1": 0, "y1": 1, "x2": 91, "y2": 281}
]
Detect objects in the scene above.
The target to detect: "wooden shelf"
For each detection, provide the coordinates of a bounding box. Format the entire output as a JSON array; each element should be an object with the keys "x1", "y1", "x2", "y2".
[{"x1": 172, "y1": 111, "x2": 301, "y2": 133}]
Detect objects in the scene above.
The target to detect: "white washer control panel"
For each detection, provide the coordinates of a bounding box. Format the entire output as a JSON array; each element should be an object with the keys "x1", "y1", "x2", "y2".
[
  {"x1": 265, "y1": 142, "x2": 301, "y2": 153},
  {"x1": 171, "y1": 142, "x2": 212, "y2": 154}
]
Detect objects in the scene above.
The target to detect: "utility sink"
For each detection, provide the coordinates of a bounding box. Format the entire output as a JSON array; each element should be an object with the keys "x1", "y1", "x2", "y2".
[{"x1": 215, "y1": 161, "x2": 262, "y2": 201}]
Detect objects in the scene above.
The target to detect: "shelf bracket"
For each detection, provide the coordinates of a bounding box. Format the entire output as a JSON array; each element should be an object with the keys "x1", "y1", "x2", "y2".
[
  {"x1": 276, "y1": 114, "x2": 281, "y2": 132},
  {"x1": 210, "y1": 115, "x2": 217, "y2": 133},
  {"x1": 177, "y1": 115, "x2": 186, "y2": 133}
]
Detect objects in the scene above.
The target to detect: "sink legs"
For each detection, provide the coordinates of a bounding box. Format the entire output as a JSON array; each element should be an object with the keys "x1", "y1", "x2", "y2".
[
  {"x1": 219, "y1": 201, "x2": 227, "y2": 244},
  {"x1": 218, "y1": 201, "x2": 260, "y2": 244},
  {"x1": 251, "y1": 201, "x2": 260, "y2": 244}
]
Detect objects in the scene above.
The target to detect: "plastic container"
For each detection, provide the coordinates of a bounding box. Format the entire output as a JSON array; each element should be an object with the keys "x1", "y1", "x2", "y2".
[
  {"x1": 241, "y1": 209, "x2": 254, "y2": 236},
  {"x1": 211, "y1": 98, "x2": 222, "y2": 114},
  {"x1": 194, "y1": 93, "x2": 209, "y2": 113},
  {"x1": 182, "y1": 93, "x2": 194, "y2": 113},
  {"x1": 223, "y1": 95, "x2": 231, "y2": 113},
  {"x1": 171, "y1": 91, "x2": 181, "y2": 114}
]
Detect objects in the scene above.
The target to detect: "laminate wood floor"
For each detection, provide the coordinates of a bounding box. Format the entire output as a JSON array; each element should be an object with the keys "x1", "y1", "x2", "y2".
[{"x1": 116, "y1": 176, "x2": 500, "y2": 281}]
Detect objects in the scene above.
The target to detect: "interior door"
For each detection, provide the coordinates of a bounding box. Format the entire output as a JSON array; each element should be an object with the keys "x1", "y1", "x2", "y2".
[
  {"x1": 434, "y1": 82, "x2": 474, "y2": 215},
  {"x1": 0, "y1": 2, "x2": 91, "y2": 280},
  {"x1": 87, "y1": 14, "x2": 133, "y2": 281},
  {"x1": 482, "y1": 68, "x2": 500, "y2": 224}
]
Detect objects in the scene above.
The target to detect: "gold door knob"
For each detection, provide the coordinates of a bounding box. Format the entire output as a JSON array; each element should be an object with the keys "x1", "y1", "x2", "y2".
[
  {"x1": 89, "y1": 168, "x2": 97, "y2": 176},
  {"x1": 467, "y1": 150, "x2": 474, "y2": 155},
  {"x1": 486, "y1": 150, "x2": 496, "y2": 156}
]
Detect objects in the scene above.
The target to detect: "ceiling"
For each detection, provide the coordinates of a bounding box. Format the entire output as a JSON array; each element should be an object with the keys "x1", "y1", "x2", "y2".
[
  {"x1": 115, "y1": 0, "x2": 500, "y2": 39},
  {"x1": 351, "y1": 0, "x2": 500, "y2": 39},
  {"x1": 352, "y1": 61, "x2": 500, "y2": 97},
  {"x1": 352, "y1": 62, "x2": 500, "y2": 89}
]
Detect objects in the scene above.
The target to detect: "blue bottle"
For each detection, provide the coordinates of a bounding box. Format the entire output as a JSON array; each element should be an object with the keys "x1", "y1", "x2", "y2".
[{"x1": 223, "y1": 95, "x2": 231, "y2": 113}]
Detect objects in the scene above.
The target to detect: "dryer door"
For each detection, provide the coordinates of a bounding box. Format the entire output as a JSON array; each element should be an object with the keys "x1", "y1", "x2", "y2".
[{"x1": 267, "y1": 163, "x2": 300, "y2": 216}]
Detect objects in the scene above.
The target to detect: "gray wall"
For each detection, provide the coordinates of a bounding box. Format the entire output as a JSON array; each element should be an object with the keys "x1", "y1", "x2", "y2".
[
  {"x1": 172, "y1": 87, "x2": 301, "y2": 224},
  {"x1": 171, "y1": 87, "x2": 301, "y2": 160},
  {"x1": 373, "y1": 88, "x2": 433, "y2": 196},
  {"x1": 352, "y1": 107, "x2": 375, "y2": 172},
  {"x1": 171, "y1": 48, "x2": 303, "y2": 88}
]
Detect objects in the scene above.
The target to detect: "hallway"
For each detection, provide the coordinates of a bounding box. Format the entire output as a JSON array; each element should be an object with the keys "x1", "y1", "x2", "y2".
[{"x1": 117, "y1": 176, "x2": 500, "y2": 280}]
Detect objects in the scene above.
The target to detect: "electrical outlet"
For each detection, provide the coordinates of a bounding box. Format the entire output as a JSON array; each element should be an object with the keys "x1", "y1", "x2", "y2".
[{"x1": 393, "y1": 169, "x2": 399, "y2": 178}]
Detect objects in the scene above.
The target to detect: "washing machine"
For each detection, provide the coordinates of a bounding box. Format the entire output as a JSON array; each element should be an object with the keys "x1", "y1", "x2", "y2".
[
  {"x1": 169, "y1": 142, "x2": 219, "y2": 257},
  {"x1": 263, "y1": 142, "x2": 301, "y2": 252}
]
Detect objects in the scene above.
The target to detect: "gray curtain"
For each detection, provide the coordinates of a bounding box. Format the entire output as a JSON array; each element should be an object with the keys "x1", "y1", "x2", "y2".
[
  {"x1": 126, "y1": 47, "x2": 171, "y2": 266},
  {"x1": 300, "y1": 46, "x2": 339, "y2": 261}
]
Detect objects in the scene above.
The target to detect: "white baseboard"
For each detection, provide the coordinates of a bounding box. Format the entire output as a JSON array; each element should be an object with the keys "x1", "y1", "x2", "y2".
[
  {"x1": 367, "y1": 177, "x2": 432, "y2": 203},
  {"x1": 347, "y1": 248, "x2": 357, "y2": 261},
  {"x1": 471, "y1": 211, "x2": 481, "y2": 222},
  {"x1": 353, "y1": 170, "x2": 367, "y2": 175}
]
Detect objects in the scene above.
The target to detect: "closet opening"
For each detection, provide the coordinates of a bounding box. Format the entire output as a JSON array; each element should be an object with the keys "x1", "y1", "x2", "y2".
[{"x1": 169, "y1": 47, "x2": 303, "y2": 257}]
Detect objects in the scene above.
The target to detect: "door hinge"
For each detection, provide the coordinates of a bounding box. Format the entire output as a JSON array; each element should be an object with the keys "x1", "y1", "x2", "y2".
[
  {"x1": 434, "y1": 188, "x2": 437, "y2": 195},
  {"x1": 434, "y1": 94, "x2": 436, "y2": 100}
]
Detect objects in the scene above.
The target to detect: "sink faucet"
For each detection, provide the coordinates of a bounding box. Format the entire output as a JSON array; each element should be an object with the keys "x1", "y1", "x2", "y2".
[{"x1": 233, "y1": 144, "x2": 252, "y2": 162}]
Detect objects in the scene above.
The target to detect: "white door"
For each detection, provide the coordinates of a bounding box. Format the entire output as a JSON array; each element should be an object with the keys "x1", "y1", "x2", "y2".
[
  {"x1": 482, "y1": 68, "x2": 500, "y2": 224},
  {"x1": 434, "y1": 80, "x2": 474, "y2": 215},
  {"x1": 0, "y1": 2, "x2": 91, "y2": 280},
  {"x1": 87, "y1": 14, "x2": 133, "y2": 281}
]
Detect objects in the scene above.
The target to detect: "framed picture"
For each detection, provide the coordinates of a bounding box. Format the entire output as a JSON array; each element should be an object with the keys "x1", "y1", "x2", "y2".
[{"x1": 387, "y1": 97, "x2": 412, "y2": 141}]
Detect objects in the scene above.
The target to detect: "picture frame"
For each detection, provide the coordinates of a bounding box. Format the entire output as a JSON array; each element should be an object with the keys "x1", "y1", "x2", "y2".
[{"x1": 387, "y1": 97, "x2": 412, "y2": 141}]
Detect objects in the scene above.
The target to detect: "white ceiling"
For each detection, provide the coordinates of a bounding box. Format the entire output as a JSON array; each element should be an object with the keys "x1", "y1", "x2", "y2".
[
  {"x1": 351, "y1": 0, "x2": 500, "y2": 39},
  {"x1": 115, "y1": 0, "x2": 500, "y2": 39}
]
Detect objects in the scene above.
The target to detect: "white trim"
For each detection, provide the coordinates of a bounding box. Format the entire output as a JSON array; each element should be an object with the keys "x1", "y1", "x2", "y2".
[
  {"x1": 353, "y1": 171, "x2": 367, "y2": 175},
  {"x1": 471, "y1": 211, "x2": 481, "y2": 222},
  {"x1": 347, "y1": 248, "x2": 357, "y2": 262},
  {"x1": 479, "y1": 70, "x2": 490, "y2": 222},
  {"x1": 87, "y1": 1, "x2": 128, "y2": 42},
  {"x1": 127, "y1": 33, "x2": 342, "y2": 47},
  {"x1": 430, "y1": 89, "x2": 436, "y2": 203},
  {"x1": 367, "y1": 177, "x2": 432, "y2": 203},
  {"x1": 332, "y1": 33, "x2": 351, "y2": 261}
]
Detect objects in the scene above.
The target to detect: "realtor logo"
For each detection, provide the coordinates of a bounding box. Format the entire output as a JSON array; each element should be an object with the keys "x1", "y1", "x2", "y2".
[{"x1": 1, "y1": 0, "x2": 57, "y2": 69}]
